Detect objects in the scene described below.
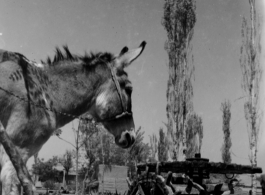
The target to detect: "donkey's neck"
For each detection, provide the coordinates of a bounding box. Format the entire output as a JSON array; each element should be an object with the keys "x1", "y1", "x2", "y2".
[{"x1": 44, "y1": 62, "x2": 104, "y2": 126}]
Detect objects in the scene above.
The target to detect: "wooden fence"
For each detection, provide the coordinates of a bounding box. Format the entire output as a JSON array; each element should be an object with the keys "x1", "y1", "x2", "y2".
[{"x1": 98, "y1": 177, "x2": 128, "y2": 193}]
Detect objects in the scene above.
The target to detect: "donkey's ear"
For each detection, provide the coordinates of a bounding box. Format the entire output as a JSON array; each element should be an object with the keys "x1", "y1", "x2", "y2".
[
  {"x1": 119, "y1": 46, "x2": 129, "y2": 56},
  {"x1": 115, "y1": 41, "x2": 146, "y2": 69}
]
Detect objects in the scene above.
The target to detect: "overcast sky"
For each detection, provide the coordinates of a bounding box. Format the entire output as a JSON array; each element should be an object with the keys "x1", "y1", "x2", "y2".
[{"x1": 1, "y1": 0, "x2": 265, "y2": 177}]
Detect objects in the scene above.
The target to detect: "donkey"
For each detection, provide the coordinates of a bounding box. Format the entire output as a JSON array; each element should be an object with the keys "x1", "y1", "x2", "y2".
[{"x1": 0, "y1": 41, "x2": 146, "y2": 195}]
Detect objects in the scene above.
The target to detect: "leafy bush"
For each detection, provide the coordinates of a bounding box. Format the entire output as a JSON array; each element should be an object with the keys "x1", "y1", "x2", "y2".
[{"x1": 43, "y1": 180, "x2": 56, "y2": 190}]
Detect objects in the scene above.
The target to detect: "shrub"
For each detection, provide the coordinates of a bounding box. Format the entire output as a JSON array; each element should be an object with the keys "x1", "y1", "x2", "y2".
[{"x1": 43, "y1": 180, "x2": 56, "y2": 190}]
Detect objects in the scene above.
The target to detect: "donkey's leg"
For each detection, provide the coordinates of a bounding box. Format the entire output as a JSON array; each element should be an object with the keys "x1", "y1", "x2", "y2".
[
  {"x1": 0, "y1": 123, "x2": 35, "y2": 195},
  {"x1": 0, "y1": 163, "x2": 2, "y2": 195},
  {"x1": 0, "y1": 146, "x2": 20, "y2": 195},
  {"x1": 0, "y1": 147, "x2": 36, "y2": 195},
  {"x1": 1, "y1": 160, "x2": 21, "y2": 195}
]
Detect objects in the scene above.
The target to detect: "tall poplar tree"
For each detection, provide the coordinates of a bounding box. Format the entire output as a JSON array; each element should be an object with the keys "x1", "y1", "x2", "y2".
[
  {"x1": 162, "y1": 0, "x2": 197, "y2": 160},
  {"x1": 240, "y1": 0, "x2": 262, "y2": 193},
  {"x1": 220, "y1": 100, "x2": 232, "y2": 164},
  {"x1": 149, "y1": 134, "x2": 158, "y2": 162},
  {"x1": 185, "y1": 113, "x2": 203, "y2": 158},
  {"x1": 158, "y1": 128, "x2": 168, "y2": 162}
]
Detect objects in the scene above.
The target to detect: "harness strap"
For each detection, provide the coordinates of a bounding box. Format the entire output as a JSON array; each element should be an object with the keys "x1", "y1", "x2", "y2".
[
  {"x1": 108, "y1": 63, "x2": 126, "y2": 113},
  {"x1": 104, "y1": 62, "x2": 133, "y2": 121}
]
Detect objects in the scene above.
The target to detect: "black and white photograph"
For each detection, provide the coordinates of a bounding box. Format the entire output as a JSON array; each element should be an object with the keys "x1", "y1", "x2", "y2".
[{"x1": 0, "y1": 0, "x2": 265, "y2": 194}]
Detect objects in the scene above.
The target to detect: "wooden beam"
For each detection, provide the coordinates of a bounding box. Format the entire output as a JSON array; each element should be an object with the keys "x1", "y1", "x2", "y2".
[{"x1": 137, "y1": 161, "x2": 262, "y2": 174}]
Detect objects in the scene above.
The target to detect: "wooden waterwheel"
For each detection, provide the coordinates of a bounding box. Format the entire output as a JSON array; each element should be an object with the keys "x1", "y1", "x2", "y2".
[{"x1": 126, "y1": 154, "x2": 262, "y2": 195}]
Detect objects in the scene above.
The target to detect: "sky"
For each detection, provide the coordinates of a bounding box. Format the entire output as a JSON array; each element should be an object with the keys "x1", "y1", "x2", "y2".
[{"x1": 0, "y1": 0, "x2": 265, "y2": 180}]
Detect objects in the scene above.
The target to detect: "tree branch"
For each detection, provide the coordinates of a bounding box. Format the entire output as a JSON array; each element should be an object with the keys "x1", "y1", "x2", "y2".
[{"x1": 56, "y1": 136, "x2": 76, "y2": 149}]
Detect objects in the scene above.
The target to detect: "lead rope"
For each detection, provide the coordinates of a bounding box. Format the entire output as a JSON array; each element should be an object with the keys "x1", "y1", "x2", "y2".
[{"x1": 0, "y1": 85, "x2": 92, "y2": 122}]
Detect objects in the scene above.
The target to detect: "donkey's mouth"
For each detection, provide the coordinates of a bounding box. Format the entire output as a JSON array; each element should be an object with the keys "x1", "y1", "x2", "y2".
[{"x1": 115, "y1": 130, "x2": 136, "y2": 148}]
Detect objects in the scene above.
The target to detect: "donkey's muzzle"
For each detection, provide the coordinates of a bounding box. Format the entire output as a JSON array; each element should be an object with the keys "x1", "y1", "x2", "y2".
[
  {"x1": 102, "y1": 113, "x2": 135, "y2": 148},
  {"x1": 115, "y1": 130, "x2": 136, "y2": 149}
]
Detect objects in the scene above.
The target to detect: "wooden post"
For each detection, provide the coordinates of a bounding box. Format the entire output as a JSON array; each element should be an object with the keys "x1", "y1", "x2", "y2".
[{"x1": 101, "y1": 133, "x2": 105, "y2": 193}]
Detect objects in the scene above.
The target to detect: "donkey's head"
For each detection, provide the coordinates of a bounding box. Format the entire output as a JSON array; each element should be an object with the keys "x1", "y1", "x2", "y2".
[{"x1": 92, "y1": 41, "x2": 146, "y2": 148}]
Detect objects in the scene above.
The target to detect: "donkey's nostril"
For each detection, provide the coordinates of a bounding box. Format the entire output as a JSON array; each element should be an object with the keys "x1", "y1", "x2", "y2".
[
  {"x1": 115, "y1": 136, "x2": 128, "y2": 148},
  {"x1": 115, "y1": 131, "x2": 136, "y2": 148},
  {"x1": 130, "y1": 134, "x2": 135, "y2": 145},
  {"x1": 115, "y1": 132, "x2": 130, "y2": 148},
  {"x1": 125, "y1": 132, "x2": 132, "y2": 146}
]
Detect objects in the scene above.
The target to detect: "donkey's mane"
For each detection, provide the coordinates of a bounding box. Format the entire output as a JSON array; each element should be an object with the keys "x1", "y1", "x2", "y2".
[{"x1": 41, "y1": 45, "x2": 114, "y2": 66}]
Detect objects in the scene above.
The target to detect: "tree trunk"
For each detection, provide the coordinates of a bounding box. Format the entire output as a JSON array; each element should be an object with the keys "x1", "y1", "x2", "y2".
[
  {"x1": 101, "y1": 133, "x2": 105, "y2": 193},
  {"x1": 251, "y1": 131, "x2": 258, "y2": 195},
  {"x1": 62, "y1": 170, "x2": 66, "y2": 188},
  {"x1": 75, "y1": 148, "x2": 79, "y2": 195},
  {"x1": 81, "y1": 171, "x2": 88, "y2": 195}
]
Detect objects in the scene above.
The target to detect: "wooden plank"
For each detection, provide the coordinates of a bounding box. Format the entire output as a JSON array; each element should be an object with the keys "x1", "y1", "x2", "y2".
[
  {"x1": 137, "y1": 161, "x2": 262, "y2": 174},
  {"x1": 99, "y1": 177, "x2": 128, "y2": 193}
]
